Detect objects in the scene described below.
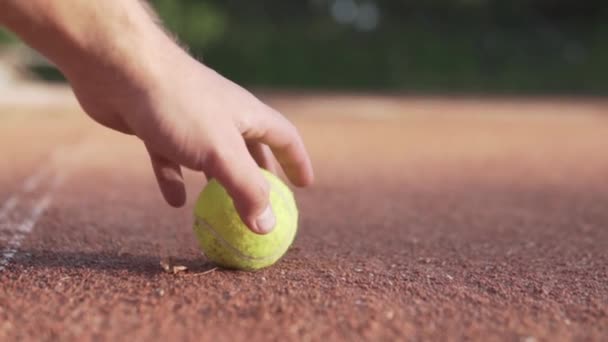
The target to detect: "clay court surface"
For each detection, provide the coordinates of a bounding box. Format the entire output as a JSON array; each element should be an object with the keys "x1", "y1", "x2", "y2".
[{"x1": 0, "y1": 87, "x2": 606, "y2": 341}]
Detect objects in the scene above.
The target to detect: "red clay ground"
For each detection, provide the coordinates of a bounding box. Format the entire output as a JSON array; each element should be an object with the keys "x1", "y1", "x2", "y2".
[{"x1": 0, "y1": 91, "x2": 607, "y2": 341}]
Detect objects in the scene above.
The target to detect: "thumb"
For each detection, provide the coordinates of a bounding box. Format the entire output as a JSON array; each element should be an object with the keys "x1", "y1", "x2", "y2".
[{"x1": 202, "y1": 139, "x2": 275, "y2": 235}]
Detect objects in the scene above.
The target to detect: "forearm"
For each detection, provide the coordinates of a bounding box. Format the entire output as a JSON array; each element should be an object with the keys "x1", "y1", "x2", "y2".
[{"x1": 0, "y1": 0, "x2": 170, "y2": 80}]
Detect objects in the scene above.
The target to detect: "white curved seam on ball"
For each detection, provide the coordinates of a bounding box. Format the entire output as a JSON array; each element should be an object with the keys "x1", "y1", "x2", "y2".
[
  {"x1": 195, "y1": 217, "x2": 295, "y2": 263},
  {"x1": 271, "y1": 185, "x2": 297, "y2": 219}
]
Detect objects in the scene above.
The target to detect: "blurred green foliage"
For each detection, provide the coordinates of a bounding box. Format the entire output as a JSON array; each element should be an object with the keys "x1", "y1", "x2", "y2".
[
  {"x1": 1, "y1": 1, "x2": 607, "y2": 94},
  {"x1": 149, "y1": 0, "x2": 608, "y2": 94},
  {"x1": 0, "y1": 29, "x2": 15, "y2": 43},
  {"x1": 153, "y1": 1, "x2": 227, "y2": 48}
]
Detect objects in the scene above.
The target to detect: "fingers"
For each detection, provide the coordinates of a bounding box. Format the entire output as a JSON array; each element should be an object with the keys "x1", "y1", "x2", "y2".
[
  {"x1": 202, "y1": 134, "x2": 275, "y2": 235},
  {"x1": 242, "y1": 106, "x2": 314, "y2": 187},
  {"x1": 148, "y1": 139, "x2": 275, "y2": 235},
  {"x1": 147, "y1": 149, "x2": 186, "y2": 208},
  {"x1": 247, "y1": 141, "x2": 278, "y2": 174}
]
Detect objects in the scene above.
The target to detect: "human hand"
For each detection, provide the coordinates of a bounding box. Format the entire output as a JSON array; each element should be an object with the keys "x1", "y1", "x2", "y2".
[
  {"x1": 69, "y1": 47, "x2": 314, "y2": 235},
  {"x1": 0, "y1": 0, "x2": 314, "y2": 234}
]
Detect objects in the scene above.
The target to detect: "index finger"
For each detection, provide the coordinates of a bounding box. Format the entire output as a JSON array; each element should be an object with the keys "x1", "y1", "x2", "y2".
[{"x1": 242, "y1": 106, "x2": 314, "y2": 187}]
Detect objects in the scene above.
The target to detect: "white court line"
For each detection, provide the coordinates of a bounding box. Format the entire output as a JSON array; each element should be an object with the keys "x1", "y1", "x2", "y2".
[
  {"x1": 23, "y1": 166, "x2": 51, "y2": 193},
  {"x1": 0, "y1": 155, "x2": 65, "y2": 272},
  {"x1": 0, "y1": 194, "x2": 52, "y2": 271},
  {"x1": 0, "y1": 196, "x2": 19, "y2": 221},
  {"x1": 0, "y1": 162, "x2": 51, "y2": 222}
]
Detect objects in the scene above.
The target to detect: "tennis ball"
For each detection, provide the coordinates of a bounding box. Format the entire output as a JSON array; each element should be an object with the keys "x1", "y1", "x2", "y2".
[{"x1": 193, "y1": 169, "x2": 298, "y2": 271}]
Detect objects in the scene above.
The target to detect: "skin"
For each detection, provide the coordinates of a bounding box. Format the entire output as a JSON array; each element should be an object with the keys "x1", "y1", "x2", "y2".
[{"x1": 0, "y1": 0, "x2": 314, "y2": 234}]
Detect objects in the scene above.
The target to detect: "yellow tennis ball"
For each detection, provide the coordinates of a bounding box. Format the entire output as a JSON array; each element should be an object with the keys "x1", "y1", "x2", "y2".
[{"x1": 193, "y1": 169, "x2": 298, "y2": 271}]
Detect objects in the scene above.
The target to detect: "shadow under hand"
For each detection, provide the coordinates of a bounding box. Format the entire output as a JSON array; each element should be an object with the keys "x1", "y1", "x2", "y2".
[{"x1": 11, "y1": 249, "x2": 216, "y2": 276}]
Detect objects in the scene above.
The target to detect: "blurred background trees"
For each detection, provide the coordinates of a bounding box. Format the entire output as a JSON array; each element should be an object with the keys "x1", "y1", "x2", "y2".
[{"x1": 2, "y1": 0, "x2": 607, "y2": 94}]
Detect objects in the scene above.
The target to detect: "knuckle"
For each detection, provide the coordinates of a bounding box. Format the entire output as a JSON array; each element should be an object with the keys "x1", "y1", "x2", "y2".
[
  {"x1": 232, "y1": 175, "x2": 269, "y2": 215},
  {"x1": 285, "y1": 122, "x2": 302, "y2": 144},
  {"x1": 236, "y1": 113, "x2": 253, "y2": 134},
  {"x1": 242, "y1": 186, "x2": 269, "y2": 215},
  {"x1": 284, "y1": 119, "x2": 297, "y2": 133},
  {"x1": 198, "y1": 148, "x2": 227, "y2": 175}
]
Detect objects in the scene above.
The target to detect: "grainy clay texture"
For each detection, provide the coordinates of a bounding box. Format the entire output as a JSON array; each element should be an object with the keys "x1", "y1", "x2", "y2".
[{"x1": 0, "y1": 88, "x2": 607, "y2": 341}]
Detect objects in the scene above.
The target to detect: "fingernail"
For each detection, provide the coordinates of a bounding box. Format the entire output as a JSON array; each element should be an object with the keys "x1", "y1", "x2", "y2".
[{"x1": 255, "y1": 205, "x2": 276, "y2": 234}]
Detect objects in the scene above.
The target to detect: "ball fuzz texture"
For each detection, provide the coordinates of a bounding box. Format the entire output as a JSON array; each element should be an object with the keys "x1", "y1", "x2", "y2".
[{"x1": 193, "y1": 169, "x2": 298, "y2": 270}]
